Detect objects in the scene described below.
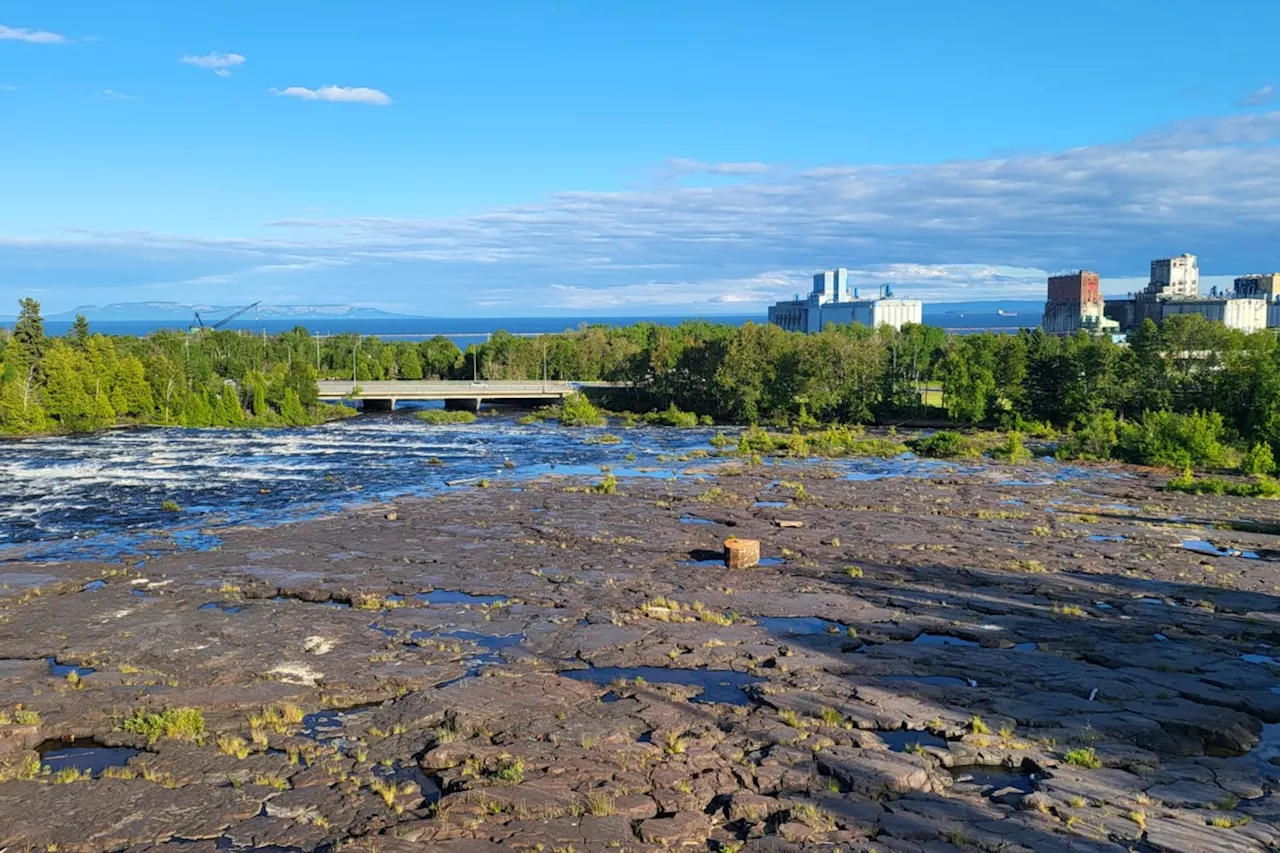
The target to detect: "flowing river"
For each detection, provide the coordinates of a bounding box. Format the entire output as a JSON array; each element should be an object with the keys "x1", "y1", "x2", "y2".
[{"x1": 0, "y1": 409, "x2": 1120, "y2": 563}]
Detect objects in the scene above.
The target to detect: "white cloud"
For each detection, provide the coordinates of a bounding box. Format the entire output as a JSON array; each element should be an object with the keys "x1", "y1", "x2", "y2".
[
  {"x1": 0, "y1": 84, "x2": 16, "y2": 91},
  {"x1": 272, "y1": 85, "x2": 390, "y2": 105},
  {"x1": 8, "y1": 107, "x2": 1280, "y2": 314},
  {"x1": 666, "y1": 158, "x2": 773, "y2": 177},
  {"x1": 96, "y1": 89, "x2": 139, "y2": 101},
  {"x1": 0, "y1": 24, "x2": 66, "y2": 44},
  {"x1": 180, "y1": 51, "x2": 245, "y2": 76},
  {"x1": 1240, "y1": 84, "x2": 1277, "y2": 108}
]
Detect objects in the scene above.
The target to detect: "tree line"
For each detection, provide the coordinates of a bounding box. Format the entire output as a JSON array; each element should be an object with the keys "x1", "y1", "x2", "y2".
[
  {"x1": 0, "y1": 300, "x2": 350, "y2": 434},
  {"x1": 6, "y1": 296, "x2": 1280, "y2": 469}
]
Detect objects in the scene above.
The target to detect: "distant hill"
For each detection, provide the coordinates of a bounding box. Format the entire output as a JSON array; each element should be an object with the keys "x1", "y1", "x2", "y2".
[{"x1": 34, "y1": 302, "x2": 419, "y2": 322}]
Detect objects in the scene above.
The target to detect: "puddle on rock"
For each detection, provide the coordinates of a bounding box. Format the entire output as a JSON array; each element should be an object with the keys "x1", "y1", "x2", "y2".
[
  {"x1": 198, "y1": 602, "x2": 243, "y2": 614},
  {"x1": 1182, "y1": 539, "x2": 1259, "y2": 559},
  {"x1": 877, "y1": 729, "x2": 948, "y2": 753},
  {"x1": 46, "y1": 657, "x2": 94, "y2": 678},
  {"x1": 81, "y1": 580, "x2": 106, "y2": 592},
  {"x1": 949, "y1": 764, "x2": 1037, "y2": 798},
  {"x1": 759, "y1": 616, "x2": 844, "y2": 636},
  {"x1": 562, "y1": 666, "x2": 762, "y2": 705},
  {"x1": 1087, "y1": 534, "x2": 1127, "y2": 543},
  {"x1": 682, "y1": 557, "x2": 784, "y2": 568},
  {"x1": 38, "y1": 739, "x2": 139, "y2": 776},
  {"x1": 301, "y1": 704, "x2": 381, "y2": 742},
  {"x1": 912, "y1": 633, "x2": 980, "y2": 648},
  {"x1": 1242, "y1": 653, "x2": 1280, "y2": 666},
  {"x1": 753, "y1": 501, "x2": 790, "y2": 509},
  {"x1": 678, "y1": 516, "x2": 716, "y2": 525},
  {"x1": 414, "y1": 590, "x2": 508, "y2": 606}
]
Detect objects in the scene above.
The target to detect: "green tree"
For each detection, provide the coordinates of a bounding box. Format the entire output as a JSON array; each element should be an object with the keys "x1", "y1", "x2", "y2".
[
  {"x1": 110, "y1": 356, "x2": 155, "y2": 420},
  {"x1": 42, "y1": 340, "x2": 114, "y2": 432},
  {"x1": 279, "y1": 387, "x2": 308, "y2": 426},
  {"x1": 69, "y1": 314, "x2": 90, "y2": 346},
  {"x1": 12, "y1": 298, "x2": 45, "y2": 369},
  {"x1": 397, "y1": 344, "x2": 424, "y2": 380},
  {"x1": 0, "y1": 373, "x2": 47, "y2": 434}
]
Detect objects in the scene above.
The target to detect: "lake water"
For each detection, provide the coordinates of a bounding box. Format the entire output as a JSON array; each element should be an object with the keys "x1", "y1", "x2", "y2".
[{"x1": 17, "y1": 304, "x2": 1032, "y2": 347}]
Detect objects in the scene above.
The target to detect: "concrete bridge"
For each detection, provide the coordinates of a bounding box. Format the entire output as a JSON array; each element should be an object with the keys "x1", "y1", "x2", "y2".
[{"x1": 317, "y1": 380, "x2": 585, "y2": 411}]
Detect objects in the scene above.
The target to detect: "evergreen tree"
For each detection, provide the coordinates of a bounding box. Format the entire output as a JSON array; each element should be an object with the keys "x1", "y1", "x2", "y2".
[
  {"x1": 70, "y1": 314, "x2": 90, "y2": 346},
  {"x1": 12, "y1": 298, "x2": 45, "y2": 369},
  {"x1": 252, "y1": 380, "x2": 268, "y2": 418},
  {"x1": 279, "y1": 387, "x2": 307, "y2": 426},
  {"x1": 0, "y1": 372, "x2": 47, "y2": 434},
  {"x1": 182, "y1": 390, "x2": 215, "y2": 428}
]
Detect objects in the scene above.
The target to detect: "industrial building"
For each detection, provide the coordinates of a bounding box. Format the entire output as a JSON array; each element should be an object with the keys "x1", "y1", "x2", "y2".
[
  {"x1": 1041, "y1": 270, "x2": 1116, "y2": 335},
  {"x1": 1090, "y1": 253, "x2": 1270, "y2": 334},
  {"x1": 768, "y1": 268, "x2": 923, "y2": 332},
  {"x1": 1148, "y1": 254, "x2": 1200, "y2": 299}
]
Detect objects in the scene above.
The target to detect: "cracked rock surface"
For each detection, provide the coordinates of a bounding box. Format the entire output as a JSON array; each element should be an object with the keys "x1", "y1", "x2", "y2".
[{"x1": 1, "y1": 458, "x2": 1279, "y2": 851}]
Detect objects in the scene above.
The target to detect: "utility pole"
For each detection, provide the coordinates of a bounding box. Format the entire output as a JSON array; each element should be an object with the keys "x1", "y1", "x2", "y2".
[
  {"x1": 353, "y1": 335, "x2": 360, "y2": 383},
  {"x1": 542, "y1": 335, "x2": 547, "y2": 392}
]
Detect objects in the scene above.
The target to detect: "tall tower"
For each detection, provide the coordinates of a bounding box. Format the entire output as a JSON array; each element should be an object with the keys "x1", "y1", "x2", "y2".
[
  {"x1": 1148, "y1": 254, "x2": 1199, "y2": 299},
  {"x1": 1042, "y1": 271, "x2": 1104, "y2": 335}
]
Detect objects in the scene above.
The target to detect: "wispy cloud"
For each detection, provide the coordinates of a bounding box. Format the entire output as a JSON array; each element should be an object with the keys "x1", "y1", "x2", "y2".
[
  {"x1": 0, "y1": 24, "x2": 66, "y2": 44},
  {"x1": 7, "y1": 108, "x2": 1280, "y2": 314},
  {"x1": 0, "y1": 84, "x2": 16, "y2": 91},
  {"x1": 180, "y1": 51, "x2": 246, "y2": 77},
  {"x1": 272, "y1": 85, "x2": 390, "y2": 105},
  {"x1": 96, "y1": 89, "x2": 139, "y2": 101},
  {"x1": 1240, "y1": 84, "x2": 1278, "y2": 108},
  {"x1": 666, "y1": 158, "x2": 773, "y2": 177}
]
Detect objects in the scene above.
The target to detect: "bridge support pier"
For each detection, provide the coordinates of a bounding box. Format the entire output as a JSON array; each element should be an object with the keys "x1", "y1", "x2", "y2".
[
  {"x1": 444, "y1": 397, "x2": 481, "y2": 413},
  {"x1": 363, "y1": 398, "x2": 396, "y2": 412}
]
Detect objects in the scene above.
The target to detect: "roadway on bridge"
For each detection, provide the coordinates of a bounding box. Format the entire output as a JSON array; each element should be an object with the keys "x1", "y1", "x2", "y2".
[{"x1": 316, "y1": 380, "x2": 581, "y2": 399}]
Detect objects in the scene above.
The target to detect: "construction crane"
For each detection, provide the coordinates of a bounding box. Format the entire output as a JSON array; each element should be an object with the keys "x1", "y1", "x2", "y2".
[{"x1": 191, "y1": 301, "x2": 261, "y2": 332}]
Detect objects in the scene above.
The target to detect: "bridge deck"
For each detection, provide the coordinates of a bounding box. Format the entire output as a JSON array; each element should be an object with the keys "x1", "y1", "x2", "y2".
[{"x1": 316, "y1": 380, "x2": 577, "y2": 400}]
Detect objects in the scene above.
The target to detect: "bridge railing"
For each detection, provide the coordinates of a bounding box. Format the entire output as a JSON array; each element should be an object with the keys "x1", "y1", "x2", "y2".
[{"x1": 316, "y1": 380, "x2": 579, "y2": 397}]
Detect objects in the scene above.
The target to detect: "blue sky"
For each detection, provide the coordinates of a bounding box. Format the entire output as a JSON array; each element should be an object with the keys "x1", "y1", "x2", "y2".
[{"x1": 2, "y1": 0, "x2": 1279, "y2": 316}]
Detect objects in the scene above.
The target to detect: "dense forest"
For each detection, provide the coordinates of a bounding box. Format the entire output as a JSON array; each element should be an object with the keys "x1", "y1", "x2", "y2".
[
  {"x1": 5, "y1": 297, "x2": 1280, "y2": 472},
  {"x1": 0, "y1": 299, "x2": 353, "y2": 434}
]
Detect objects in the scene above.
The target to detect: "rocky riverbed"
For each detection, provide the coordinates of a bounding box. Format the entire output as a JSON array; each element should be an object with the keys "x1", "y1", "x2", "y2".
[{"x1": 3, "y1": 456, "x2": 1280, "y2": 852}]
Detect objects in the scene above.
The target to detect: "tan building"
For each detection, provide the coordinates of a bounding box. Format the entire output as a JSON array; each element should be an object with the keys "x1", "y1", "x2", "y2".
[{"x1": 1234, "y1": 273, "x2": 1280, "y2": 301}]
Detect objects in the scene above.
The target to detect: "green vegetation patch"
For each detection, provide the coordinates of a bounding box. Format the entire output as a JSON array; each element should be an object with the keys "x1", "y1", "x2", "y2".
[
  {"x1": 123, "y1": 707, "x2": 205, "y2": 744},
  {"x1": 911, "y1": 431, "x2": 975, "y2": 459},
  {"x1": 415, "y1": 409, "x2": 477, "y2": 425}
]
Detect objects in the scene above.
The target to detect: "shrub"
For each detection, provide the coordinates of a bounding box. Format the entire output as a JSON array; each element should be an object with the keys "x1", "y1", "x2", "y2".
[
  {"x1": 1166, "y1": 469, "x2": 1280, "y2": 498},
  {"x1": 1118, "y1": 409, "x2": 1226, "y2": 469},
  {"x1": 736, "y1": 426, "x2": 777, "y2": 454},
  {"x1": 416, "y1": 409, "x2": 476, "y2": 425},
  {"x1": 912, "y1": 431, "x2": 972, "y2": 458},
  {"x1": 1056, "y1": 410, "x2": 1118, "y2": 461},
  {"x1": 644, "y1": 404, "x2": 699, "y2": 428},
  {"x1": 123, "y1": 708, "x2": 205, "y2": 744},
  {"x1": 1241, "y1": 442, "x2": 1275, "y2": 475},
  {"x1": 991, "y1": 431, "x2": 1032, "y2": 463},
  {"x1": 160, "y1": 500, "x2": 181, "y2": 513},
  {"x1": 1064, "y1": 747, "x2": 1101, "y2": 769},
  {"x1": 558, "y1": 392, "x2": 606, "y2": 427}
]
